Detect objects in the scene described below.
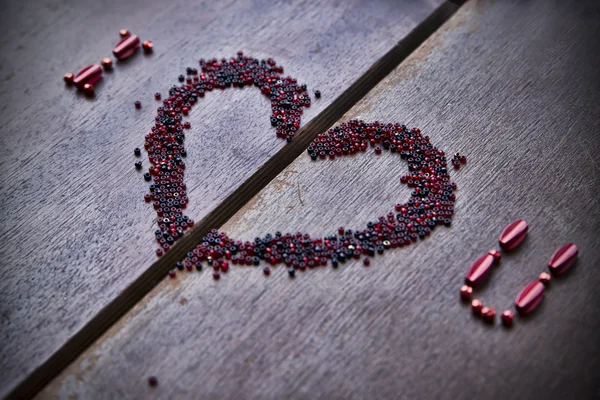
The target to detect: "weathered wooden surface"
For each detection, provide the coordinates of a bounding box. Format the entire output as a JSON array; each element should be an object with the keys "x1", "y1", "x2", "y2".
[
  {"x1": 38, "y1": 0, "x2": 600, "y2": 399},
  {"x1": 0, "y1": 0, "x2": 446, "y2": 397}
]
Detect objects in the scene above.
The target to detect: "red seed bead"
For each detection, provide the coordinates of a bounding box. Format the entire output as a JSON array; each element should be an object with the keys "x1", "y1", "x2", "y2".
[
  {"x1": 460, "y1": 285, "x2": 473, "y2": 301},
  {"x1": 501, "y1": 310, "x2": 514, "y2": 327},
  {"x1": 142, "y1": 40, "x2": 154, "y2": 53},
  {"x1": 168, "y1": 269, "x2": 176, "y2": 278},
  {"x1": 538, "y1": 271, "x2": 551, "y2": 285},
  {"x1": 101, "y1": 57, "x2": 113, "y2": 70},
  {"x1": 155, "y1": 248, "x2": 163, "y2": 257},
  {"x1": 263, "y1": 267, "x2": 270, "y2": 276},
  {"x1": 471, "y1": 299, "x2": 483, "y2": 315},
  {"x1": 63, "y1": 73, "x2": 74, "y2": 84},
  {"x1": 135, "y1": 101, "x2": 142, "y2": 109},
  {"x1": 148, "y1": 376, "x2": 158, "y2": 387},
  {"x1": 363, "y1": 257, "x2": 370, "y2": 267},
  {"x1": 213, "y1": 272, "x2": 220, "y2": 280},
  {"x1": 482, "y1": 307, "x2": 496, "y2": 323},
  {"x1": 119, "y1": 29, "x2": 130, "y2": 37},
  {"x1": 155, "y1": 92, "x2": 161, "y2": 100},
  {"x1": 83, "y1": 83, "x2": 95, "y2": 96},
  {"x1": 488, "y1": 249, "x2": 501, "y2": 264},
  {"x1": 375, "y1": 146, "x2": 382, "y2": 155}
]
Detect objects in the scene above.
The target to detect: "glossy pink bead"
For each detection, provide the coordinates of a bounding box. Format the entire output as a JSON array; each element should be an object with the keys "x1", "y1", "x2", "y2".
[
  {"x1": 499, "y1": 219, "x2": 528, "y2": 250},
  {"x1": 73, "y1": 64, "x2": 102, "y2": 89},
  {"x1": 548, "y1": 243, "x2": 578, "y2": 276},
  {"x1": 465, "y1": 253, "x2": 495, "y2": 286},
  {"x1": 113, "y1": 34, "x2": 140, "y2": 60},
  {"x1": 515, "y1": 280, "x2": 545, "y2": 315}
]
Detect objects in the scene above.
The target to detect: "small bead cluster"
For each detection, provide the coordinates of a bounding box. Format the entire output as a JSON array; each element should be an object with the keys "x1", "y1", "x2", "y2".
[
  {"x1": 142, "y1": 111, "x2": 460, "y2": 279},
  {"x1": 451, "y1": 152, "x2": 467, "y2": 169},
  {"x1": 63, "y1": 29, "x2": 153, "y2": 96},
  {"x1": 460, "y1": 219, "x2": 579, "y2": 327}
]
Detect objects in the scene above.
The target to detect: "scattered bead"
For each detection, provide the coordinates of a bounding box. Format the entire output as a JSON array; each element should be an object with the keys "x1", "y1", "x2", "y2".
[
  {"x1": 263, "y1": 267, "x2": 270, "y2": 276},
  {"x1": 147, "y1": 376, "x2": 158, "y2": 387},
  {"x1": 538, "y1": 271, "x2": 551, "y2": 285},
  {"x1": 363, "y1": 257, "x2": 370, "y2": 267},
  {"x1": 488, "y1": 249, "x2": 501, "y2": 263},
  {"x1": 144, "y1": 172, "x2": 152, "y2": 181},
  {"x1": 135, "y1": 101, "x2": 142, "y2": 109},
  {"x1": 314, "y1": 90, "x2": 321, "y2": 98},
  {"x1": 168, "y1": 269, "x2": 176, "y2": 278},
  {"x1": 548, "y1": 243, "x2": 578, "y2": 276},
  {"x1": 119, "y1": 29, "x2": 130, "y2": 37},
  {"x1": 501, "y1": 310, "x2": 514, "y2": 327},
  {"x1": 63, "y1": 73, "x2": 74, "y2": 84},
  {"x1": 142, "y1": 40, "x2": 153, "y2": 53},
  {"x1": 83, "y1": 83, "x2": 95, "y2": 96},
  {"x1": 481, "y1": 306, "x2": 496, "y2": 323},
  {"x1": 113, "y1": 34, "x2": 140, "y2": 60},
  {"x1": 515, "y1": 280, "x2": 545, "y2": 315},
  {"x1": 499, "y1": 219, "x2": 528, "y2": 251},
  {"x1": 460, "y1": 285, "x2": 473, "y2": 301},
  {"x1": 135, "y1": 161, "x2": 143, "y2": 170},
  {"x1": 155, "y1": 92, "x2": 161, "y2": 100},
  {"x1": 471, "y1": 299, "x2": 483, "y2": 315},
  {"x1": 134, "y1": 148, "x2": 141, "y2": 156},
  {"x1": 101, "y1": 57, "x2": 113, "y2": 70},
  {"x1": 73, "y1": 64, "x2": 102, "y2": 89},
  {"x1": 465, "y1": 253, "x2": 495, "y2": 286}
]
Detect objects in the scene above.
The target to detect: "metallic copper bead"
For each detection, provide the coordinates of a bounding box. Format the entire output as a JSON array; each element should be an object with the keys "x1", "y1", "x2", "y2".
[
  {"x1": 538, "y1": 272, "x2": 551, "y2": 286},
  {"x1": 63, "y1": 73, "x2": 74, "y2": 84},
  {"x1": 83, "y1": 83, "x2": 95, "y2": 96},
  {"x1": 482, "y1": 306, "x2": 496, "y2": 323},
  {"x1": 142, "y1": 40, "x2": 154, "y2": 53},
  {"x1": 488, "y1": 249, "x2": 501, "y2": 264},
  {"x1": 119, "y1": 29, "x2": 130, "y2": 37},
  {"x1": 471, "y1": 299, "x2": 483, "y2": 316},
  {"x1": 460, "y1": 285, "x2": 473, "y2": 301},
  {"x1": 101, "y1": 57, "x2": 113, "y2": 69},
  {"x1": 501, "y1": 310, "x2": 514, "y2": 327}
]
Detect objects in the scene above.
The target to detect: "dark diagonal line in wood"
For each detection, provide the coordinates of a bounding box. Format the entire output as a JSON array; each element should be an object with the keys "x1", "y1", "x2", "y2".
[{"x1": 6, "y1": 2, "x2": 460, "y2": 399}]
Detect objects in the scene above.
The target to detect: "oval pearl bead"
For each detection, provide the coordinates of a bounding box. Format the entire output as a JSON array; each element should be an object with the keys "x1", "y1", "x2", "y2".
[
  {"x1": 515, "y1": 280, "x2": 545, "y2": 315},
  {"x1": 465, "y1": 253, "x2": 495, "y2": 286},
  {"x1": 73, "y1": 64, "x2": 102, "y2": 89},
  {"x1": 113, "y1": 34, "x2": 140, "y2": 60},
  {"x1": 548, "y1": 243, "x2": 578, "y2": 276},
  {"x1": 499, "y1": 219, "x2": 528, "y2": 250}
]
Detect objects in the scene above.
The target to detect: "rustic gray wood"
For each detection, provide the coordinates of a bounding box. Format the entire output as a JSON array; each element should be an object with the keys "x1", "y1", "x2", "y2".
[
  {"x1": 37, "y1": 0, "x2": 600, "y2": 399},
  {"x1": 0, "y1": 0, "x2": 444, "y2": 397}
]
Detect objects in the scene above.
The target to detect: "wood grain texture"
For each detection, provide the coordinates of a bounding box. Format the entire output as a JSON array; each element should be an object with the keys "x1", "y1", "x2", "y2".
[
  {"x1": 0, "y1": 0, "x2": 445, "y2": 397},
  {"x1": 37, "y1": 0, "x2": 600, "y2": 399},
  {"x1": 39, "y1": 0, "x2": 600, "y2": 399}
]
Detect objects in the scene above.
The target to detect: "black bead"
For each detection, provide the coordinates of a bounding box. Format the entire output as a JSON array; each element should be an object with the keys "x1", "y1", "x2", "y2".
[
  {"x1": 176, "y1": 261, "x2": 184, "y2": 270},
  {"x1": 195, "y1": 262, "x2": 202, "y2": 271},
  {"x1": 134, "y1": 148, "x2": 141, "y2": 156},
  {"x1": 314, "y1": 90, "x2": 321, "y2": 98},
  {"x1": 288, "y1": 268, "x2": 296, "y2": 278},
  {"x1": 178, "y1": 75, "x2": 185, "y2": 82},
  {"x1": 135, "y1": 161, "x2": 143, "y2": 170},
  {"x1": 144, "y1": 172, "x2": 152, "y2": 181}
]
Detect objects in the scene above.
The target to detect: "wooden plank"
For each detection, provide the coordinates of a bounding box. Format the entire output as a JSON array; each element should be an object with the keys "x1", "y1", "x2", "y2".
[
  {"x1": 37, "y1": 0, "x2": 600, "y2": 398},
  {"x1": 0, "y1": 0, "x2": 450, "y2": 398}
]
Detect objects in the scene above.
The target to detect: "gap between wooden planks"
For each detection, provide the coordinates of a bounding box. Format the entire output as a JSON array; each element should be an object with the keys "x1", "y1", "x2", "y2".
[{"x1": 5, "y1": 2, "x2": 461, "y2": 399}]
